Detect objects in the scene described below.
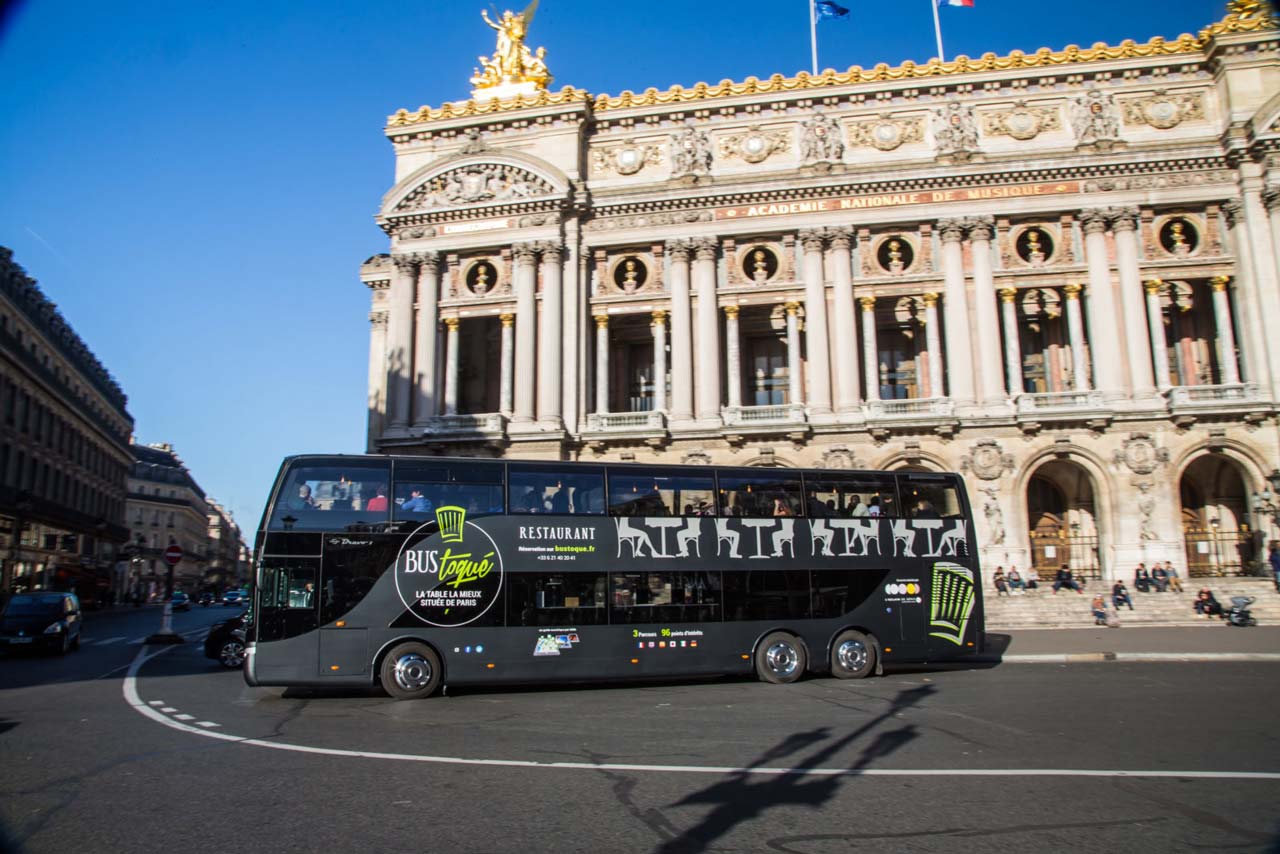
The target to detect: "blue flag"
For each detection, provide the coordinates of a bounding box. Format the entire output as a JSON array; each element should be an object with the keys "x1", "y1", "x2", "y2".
[{"x1": 815, "y1": 0, "x2": 850, "y2": 19}]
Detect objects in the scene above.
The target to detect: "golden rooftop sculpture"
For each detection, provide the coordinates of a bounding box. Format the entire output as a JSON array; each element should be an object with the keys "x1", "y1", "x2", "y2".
[{"x1": 389, "y1": 1, "x2": 1276, "y2": 127}]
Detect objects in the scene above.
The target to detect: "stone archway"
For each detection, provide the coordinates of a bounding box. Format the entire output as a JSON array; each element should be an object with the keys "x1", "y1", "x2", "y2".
[
  {"x1": 1025, "y1": 459, "x2": 1103, "y2": 581},
  {"x1": 1179, "y1": 453, "x2": 1254, "y2": 576}
]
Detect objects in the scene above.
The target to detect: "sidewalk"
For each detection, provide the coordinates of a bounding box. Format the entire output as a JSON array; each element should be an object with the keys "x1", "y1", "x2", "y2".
[{"x1": 980, "y1": 625, "x2": 1280, "y2": 663}]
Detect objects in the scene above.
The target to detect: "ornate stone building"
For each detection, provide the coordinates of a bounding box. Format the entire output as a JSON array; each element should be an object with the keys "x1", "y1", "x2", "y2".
[
  {"x1": 126, "y1": 442, "x2": 213, "y2": 598},
  {"x1": 361, "y1": 3, "x2": 1280, "y2": 582}
]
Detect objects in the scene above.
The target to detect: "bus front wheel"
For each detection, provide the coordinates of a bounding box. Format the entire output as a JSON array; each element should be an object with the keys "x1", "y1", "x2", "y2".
[
  {"x1": 380, "y1": 642, "x2": 442, "y2": 700},
  {"x1": 830, "y1": 630, "x2": 876, "y2": 679},
  {"x1": 755, "y1": 632, "x2": 806, "y2": 684}
]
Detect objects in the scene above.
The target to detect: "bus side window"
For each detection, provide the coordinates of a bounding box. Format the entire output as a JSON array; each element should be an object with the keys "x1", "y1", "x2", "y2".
[
  {"x1": 508, "y1": 464, "x2": 605, "y2": 515},
  {"x1": 716, "y1": 473, "x2": 803, "y2": 518},
  {"x1": 506, "y1": 573, "x2": 607, "y2": 626},
  {"x1": 268, "y1": 461, "x2": 391, "y2": 531},
  {"x1": 899, "y1": 476, "x2": 964, "y2": 519},
  {"x1": 803, "y1": 474, "x2": 899, "y2": 518},
  {"x1": 606, "y1": 468, "x2": 715, "y2": 517}
]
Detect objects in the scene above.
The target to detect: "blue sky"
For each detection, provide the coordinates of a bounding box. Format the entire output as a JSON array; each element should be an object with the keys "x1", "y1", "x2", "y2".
[{"x1": 0, "y1": 0, "x2": 1228, "y2": 529}]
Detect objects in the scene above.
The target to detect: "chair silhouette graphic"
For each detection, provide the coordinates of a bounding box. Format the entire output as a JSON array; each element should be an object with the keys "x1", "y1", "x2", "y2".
[
  {"x1": 937, "y1": 520, "x2": 968, "y2": 556},
  {"x1": 676, "y1": 518, "x2": 702, "y2": 557},
  {"x1": 810, "y1": 519, "x2": 834, "y2": 557},
  {"x1": 850, "y1": 519, "x2": 880, "y2": 555},
  {"x1": 891, "y1": 520, "x2": 916, "y2": 557},
  {"x1": 772, "y1": 519, "x2": 796, "y2": 558},
  {"x1": 715, "y1": 519, "x2": 741, "y2": 558},
  {"x1": 615, "y1": 517, "x2": 651, "y2": 558}
]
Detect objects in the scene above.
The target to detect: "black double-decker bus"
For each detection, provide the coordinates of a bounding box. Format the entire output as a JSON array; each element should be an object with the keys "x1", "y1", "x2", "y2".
[{"x1": 245, "y1": 455, "x2": 983, "y2": 699}]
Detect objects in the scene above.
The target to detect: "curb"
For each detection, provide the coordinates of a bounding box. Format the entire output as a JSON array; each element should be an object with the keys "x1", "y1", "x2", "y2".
[{"x1": 978, "y1": 652, "x2": 1280, "y2": 664}]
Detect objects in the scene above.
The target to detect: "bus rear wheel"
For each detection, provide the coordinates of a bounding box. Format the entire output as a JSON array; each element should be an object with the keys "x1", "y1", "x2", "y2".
[
  {"x1": 755, "y1": 632, "x2": 806, "y2": 684},
  {"x1": 830, "y1": 630, "x2": 876, "y2": 679},
  {"x1": 380, "y1": 642, "x2": 442, "y2": 700}
]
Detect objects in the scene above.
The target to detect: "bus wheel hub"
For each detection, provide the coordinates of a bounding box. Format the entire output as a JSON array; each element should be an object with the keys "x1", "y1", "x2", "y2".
[
  {"x1": 393, "y1": 653, "x2": 433, "y2": 690},
  {"x1": 765, "y1": 642, "x2": 798, "y2": 676},
  {"x1": 836, "y1": 640, "x2": 867, "y2": 672}
]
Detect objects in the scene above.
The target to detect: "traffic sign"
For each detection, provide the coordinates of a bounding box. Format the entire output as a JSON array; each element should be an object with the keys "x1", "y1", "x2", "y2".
[{"x1": 163, "y1": 544, "x2": 184, "y2": 567}]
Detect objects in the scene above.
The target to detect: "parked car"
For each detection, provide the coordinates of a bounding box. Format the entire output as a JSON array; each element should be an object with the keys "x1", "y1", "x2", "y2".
[
  {"x1": 204, "y1": 611, "x2": 246, "y2": 668},
  {"x1": 0, "y1": 591, "x2": 82, "y2": 654},
  {"x1": 170, "y1": 591, "x2": 191, "y2": 612},
  {"x1": 198, "y1": 592, "x2": 215, "y2": 607},
  {"x1": 221, "y1": 589, "x2": 243, "y2": 607}
]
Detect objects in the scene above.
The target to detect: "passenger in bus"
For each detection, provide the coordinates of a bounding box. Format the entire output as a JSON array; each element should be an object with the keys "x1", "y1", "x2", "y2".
[
  {"x1": 772, "y1": 496, "x2": 793, "y2": 517},
  {"x1": 365, "y1": 485, "x2": 389, "y2": 512},
  {"x1": 401, "y1": 487, "x2": 433, "y2": 513},
  {"x1": 290, "y1": 484, "x2": 318, "y2": 511},
  {"x1": 550, "y1": 488, "x2": 569, "y2": 514},
  {"x1": 912, "y1": 497, "x2": 940, "y2": 518},
  {"x1": 848, "y1": 496, "x2": 868, "y2": 517},
  {"x1": 867, "y1": 496, "x2": 882, "y2": 516}
]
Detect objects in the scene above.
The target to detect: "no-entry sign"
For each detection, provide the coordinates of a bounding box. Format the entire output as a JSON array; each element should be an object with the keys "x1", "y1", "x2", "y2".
[{"x1": 163, "y1": 544, "x2": 184, "y2": 566}]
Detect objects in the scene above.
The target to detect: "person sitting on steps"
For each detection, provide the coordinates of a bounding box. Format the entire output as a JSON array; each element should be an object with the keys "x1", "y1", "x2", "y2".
[
  {"x1": 993, "y1": 567, "x2": 1010, "y2": 597},
  {"x1": 1053, "y1": 565, "x2": 1083, "y2": 594}
]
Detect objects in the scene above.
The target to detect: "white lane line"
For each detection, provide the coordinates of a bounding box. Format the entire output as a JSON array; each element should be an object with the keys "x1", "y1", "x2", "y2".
[
  {"x1": 129, "y1": 637, "x2": 146, "y2": 644},
  {"x1": 196, "y1": 721, "x2": 222, "y2": 728},
  {"x1": 159, "y1": 707, "x2": 178, "y2": 713},
  {"x1": 148, "y1": 700, "x2": 164, "y2": 706},
  {"x1": 121, "y1": 645, "x2": 1280, "y2": 782},
  {"x1": 92, "y1": 636, "x2": 126, "y2": 646},
  {"x1": 174, "y1": 714, "x2": 195, "y2": 721}
]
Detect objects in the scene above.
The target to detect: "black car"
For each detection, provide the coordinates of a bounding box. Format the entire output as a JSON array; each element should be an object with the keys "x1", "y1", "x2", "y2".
[
  {"x1": 170, "y1": 591, "x2": 191, "y2": 612},
  {"x1": 203, "y1": 611, "x2": 246, "y2": 668},
  {"x1": 0, "y1": 592, "x2": 82, "y2": 654},
  {"x1": 197, "y1": 592, "x2": 215, "y2": 607}
]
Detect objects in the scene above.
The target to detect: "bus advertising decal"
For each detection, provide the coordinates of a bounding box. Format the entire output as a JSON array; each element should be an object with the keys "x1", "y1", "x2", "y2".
[
  {"x1": 929, "y1": 562, "x2": 976, "y2": 646},
  {"x1": 883, "y1": 581, "x2": 923, "y2": 605},
  {"x1": 533, "y1": 630, "x2": 580, "y2": 656},
  {"x1": 393, "y1": 506, "x2": 505, "y2": 627}
]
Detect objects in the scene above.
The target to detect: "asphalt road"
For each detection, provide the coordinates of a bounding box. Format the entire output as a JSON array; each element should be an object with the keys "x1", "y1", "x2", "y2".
[{"x1": 2, "y1": 611, "x2": 1277, "y2": 854}]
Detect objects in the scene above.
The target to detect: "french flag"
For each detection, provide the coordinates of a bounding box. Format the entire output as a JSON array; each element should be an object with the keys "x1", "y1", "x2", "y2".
[{"x1": 938, "y1": 0, "x2": 974, "y2": 6}]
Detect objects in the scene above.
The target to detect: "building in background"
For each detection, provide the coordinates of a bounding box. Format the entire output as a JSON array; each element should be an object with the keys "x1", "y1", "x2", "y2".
[
  {"x1": 206, "y1": 499, "x2": 248, "y2": 591},
  {"x1": 362, "y1": 3, "x2": 1280, "y2": 583},
  {"x1": 126, "y1": 442, "x2": 213, "y2": 599},
  {"x1": 0, "y1": 247, "x2": 134, "y2": 604}
]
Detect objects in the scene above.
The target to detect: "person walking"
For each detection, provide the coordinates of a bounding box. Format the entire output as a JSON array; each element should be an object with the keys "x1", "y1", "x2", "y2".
[{"x1": 1269, "y1": 542, "x2": 1280, "y2": 593}]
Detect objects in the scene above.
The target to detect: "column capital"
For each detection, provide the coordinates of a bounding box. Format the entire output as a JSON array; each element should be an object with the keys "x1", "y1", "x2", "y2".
[
  {"x1": 1221, "y1": 199, "x2": 1245, "y2": 228},
  {"x1": 1079, "y1": 208, "x2": 1110, "y2": 235},
  {"x1": 999, "y1": 287, "x2": 1018, "y2": 303},
  {"x1": 1108, "y1": 207, "x2": 1140, "y2": 233},
  {"x1": 784, "y1": 301, "x2": 801, "y2": 315},
  {"x1": 392, "y1": 253, "x2": 419, "y2": 275},
  {"x1": 1264, "y1": 185, "x2": 1280, "y2": 213},
  {"x1": 722, "y1": 304, "x2": 739, "y2": 320},
  {"x1": 965, "y1": 216, "x2": 995, "y2": 242},
  {"x1": 499, "y1": 312, "x2": 515, "y2": 327},
  {"x1": 921, "y1": 292, "x2": 939, "y2": 307},
  {"x1": 937, "y1": 218, "x2": 966, "y2": 243},
  {"x1": 1143, "y1": 278, "x2": 1164, "y2": 295},
  {"x1": 512, "y1": 242, "x2": 539, "y2": 263},
  {"x1": 692, "y1": 236, "x2": 719, "y2": 261},
  {"x1": 1210, "y1": 275, "x2": 1230, "y2": 292},
  {"x1": 651, "y1": 308, "x2": 668, "y2": 325},
  {"x1": 537, "y1": 241, "x2": 564, "y2": 263},
  {"x1": 798, "y1": 228, "x2": 827, "y2": 252},
  {"x1": 827, "y1": 227, "x2": 854, "y2": 250},
  {"x1": 859, "y1": 296, "x2": 876, "y2": 312},
  {"x1": 443, "y1": 315, "x2": 461, "y2": 331},
  {"x1": 410, "y1": 251, "x2": 439, "y2": 274},
  {"x1": 1063, "y1": 283, "x2": 1083, "y2": 299},
  {"x1": 594, "y1": 313, "x2": 610, "y2": 329},
  {"x1": 665, "y1": 239, "x2": 692, "y2": 262},
  {"x1": 369, "y1": 312, "x2": 388, "y2": 328}
]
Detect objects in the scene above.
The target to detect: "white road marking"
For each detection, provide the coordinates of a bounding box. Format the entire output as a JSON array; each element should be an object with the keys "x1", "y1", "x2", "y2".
[
  {"x1": 148, "y1": 700, "x2": 164, "y2": 706},
  {"x1": 92, "y1": 636, "x2": 126, "y2": 646},
  {"x1": 121, "y1": 645, "x2": 1280, "y2": 782},
  {"x1": 196, "y1": 721, "x2": 221, "y2": 728},
  {"x1": 159, "y1": 707, "x2": 177, "y2": 713},
  {"x1": 129, "y1": 637, "x2": 146, "y2": 644},
  {"x1": 174, "y1": 714, "x2": 195, "y2": 721}
]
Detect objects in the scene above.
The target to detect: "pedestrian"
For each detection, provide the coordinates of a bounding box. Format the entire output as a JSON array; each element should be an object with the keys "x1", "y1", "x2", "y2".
[
  {"x1": 1007, "y1": 567, "x2": 1026, "y2": 595},
  {"x1": 1194, "y1": 588, "x2": 1223, "y2": 619},
  {"x1": 1151, "y1": 564, "x2": 1169, "y2": 592},
  {"x1": 1270, "y1": 542, "x2": 1280, "y2": 593},
  {"x1": 1163, "y1": 560, "x2": 1184, "y2": 593},
  {"x1": 993, "y1": 567, "x2": 1010, "y2": 597},
  {"x1": 1053, "y1": 565, "x2": 1083, "y2": 594},
  {"x1": 1111, "y1": 580, "x2": 1134, "y2": 611},
  {"x1": 1024, "y1": 566, "x2": 1039, "y2": 591},
  {"x1": 1091, "y1": 593, "x2": 1108, "y2": 625},
  {"x1": 1134, "y1": 564, "x2": 1152, "y2": 593}
]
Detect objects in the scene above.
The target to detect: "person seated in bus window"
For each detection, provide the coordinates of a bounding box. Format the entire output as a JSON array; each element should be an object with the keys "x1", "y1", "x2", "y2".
[
  {"x1": 401, "y1": 487, "x2": 433, "y2": 513},
  {"x1": 806, "y1": 495, "x2": 828, "y2": 518},
  {"x1": 290, "y1": 484, "x2": 318, "y2": 511},
  {"x1": 867, "y1": 496, "x2": 882, "y2": 516},
  {"x1": 912, "y1": 497, "x2": 939, "y2": 519},
  {"x1": 772, "y1": 496, "x2": 793, "y2": 517},
  {"x1": 365, "y1": 485, "x2": 389, "y2": 512},
  {"x1": 847, "y1": 495, "x2": 868, "y2": 517}
]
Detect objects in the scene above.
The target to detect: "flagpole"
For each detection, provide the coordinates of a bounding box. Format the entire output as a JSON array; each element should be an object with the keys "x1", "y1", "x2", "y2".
[
  {"x1": 810, "y1": 0, "x2": 819, "y2": 75},
  {"x1": 931, "y1": 0, "x2": 946, "y2": 63}
]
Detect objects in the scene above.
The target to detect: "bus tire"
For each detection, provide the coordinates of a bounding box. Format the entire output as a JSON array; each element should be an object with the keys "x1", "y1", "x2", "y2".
[
  {"x1": 380, "y1": 642, "x2": 442, "y2": 700},
  {"x1": 755, "y1": 632, "x2": 806, "y2": 684},
  {"x1": 829, "y1": 630, "x2": 875, "y2": 679}
]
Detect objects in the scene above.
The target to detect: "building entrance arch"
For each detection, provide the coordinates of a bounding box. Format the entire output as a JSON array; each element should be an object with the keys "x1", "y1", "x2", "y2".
[
  {"x1": 1025, "y1": 459, "x2": 1102, "y2": 581},
  {"x1": 1179, "y1": 454, "x2": 1254, "y2": 577}
]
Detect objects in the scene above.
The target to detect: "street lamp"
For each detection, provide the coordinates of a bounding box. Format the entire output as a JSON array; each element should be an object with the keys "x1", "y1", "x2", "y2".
[
  {"x1": 1210, "y1": 517, "x2": 1221, "y2": 576},
  {"x1": 1250, "y1": 469, "x2": 1280, "y2": 534}
]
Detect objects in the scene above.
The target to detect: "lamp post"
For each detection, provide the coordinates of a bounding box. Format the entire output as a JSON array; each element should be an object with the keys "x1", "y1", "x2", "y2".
[
  {"x1": 1250, "y1": 469, "x2": 1280, "y2": 534},
  {"x1": 1209, "y1": 517, "x2": 1221, "y2": 577}
]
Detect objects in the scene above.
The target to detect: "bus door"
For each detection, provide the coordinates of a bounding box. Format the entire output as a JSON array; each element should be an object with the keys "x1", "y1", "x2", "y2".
[
  {"x1": 255, "y1": 557, "x2": 321, "y2": 680},
  {"x1": 316, "y1": 536, "x2": 404, "y2": 678}
]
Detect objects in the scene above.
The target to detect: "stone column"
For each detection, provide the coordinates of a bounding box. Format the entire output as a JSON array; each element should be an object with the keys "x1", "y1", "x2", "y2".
[
  {"x1": 1210, "y1": 276, "x2": 1241, "y2": 385},
  {"x1": 1063, "y1": 284, "x2": 1090, "y2": 391},
  {"x1": 443, "y1": 316, "x2": 460, "y2": 416},
  {"x1": 723, "y1": 305, "x2": 742, "y2": 409},
  {"x1": 1110, "y1": 209, "x2": 1156, "y2": 397},
  {"x1": 651, "y1": 310, "x2": 668, "y2": 413},
  {"x1": 999, "y1": 288, "x2": 1023, "y2": 396},
  {"x1": 594, "y1": 314, "x2": 610, "y2": 414},
  {"x1": 411, "y1": 252, "x2": 440, "y2": 426},
  {"x1": 938, "y1": 219, "x2": 975, "y2": 403},
  {"x1": 860, "y1": 296, "x2": 879, "y2": 402},
  {"x1": 1240, "y1": 175, "x2": 1280, "y2": 399},
  {"x1": 367, "y1": 313, "x2": 388, "y2": 446},
  {"x1": 785, "y1": 301, "x2": 804, "y2": 405},
  {"x1": 537, "y1": 244, "x2": 563, "y2": 425},
  {"x1": 1222, "y1": 200, "x2": 1271, "y2": 389},
  {"x1": 512, "y1": 244, "x2": 538, "y2": 423},
  {"x1": 1144, "y1": 279, "x2": 1172, "y2": 390},
  {"x1": 386, "y1": 254, "x2": 417, "y2": 429},
  {"x1": 692, "y1": 237, "x2": 721, "y2": 423},
  {"x1": 967, "y1": 218, "x2": 1004, "y2": 404},
  {"x1": 499, "y1": 313, "x2": 514, "y2": 416},
  {"x1": 828, "y1": 228, "x2": 860, "y2": 412},
  {"x1": 799, "y1": 229, "x2": 833, "y2": 415},
  {"x1": 922, "y1": 293, "x2": 944, "y2": 397},
  {"x1": 666, "y1": 241, "x2": 695, "y2": 423},
  {"x1": 1079, "y1": 209, "x2": 1125, "y2": 395}
]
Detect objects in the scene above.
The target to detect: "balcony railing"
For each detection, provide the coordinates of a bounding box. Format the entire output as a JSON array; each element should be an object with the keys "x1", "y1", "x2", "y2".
[
  {"x1": 584, "y1": 411, "x2": 667, "y2": 432},
  {"x1": 721, "y1": 404, "x2": 807, "y2": 426},
  {"x1": 423, "y1": 413, "x2": 507, "y2": 435},
  {"x1": 1015, "y1": 390, "x2": 1106, "y2": 414},
  {"x1": 1167, "y1": 383, "x2": 1259, "y2": 407},
  {"x1": 865, "y1": 397, "x2": 955, "y2": 419}
]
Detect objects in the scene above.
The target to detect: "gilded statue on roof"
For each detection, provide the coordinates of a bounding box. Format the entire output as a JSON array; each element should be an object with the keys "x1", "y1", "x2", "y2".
[
  {"x1": 1227, "y1": 1, "x2": 1269, "y2": 20},
  {"x1": 471, "y1": 1, "x2": 553, "y2": 96}
]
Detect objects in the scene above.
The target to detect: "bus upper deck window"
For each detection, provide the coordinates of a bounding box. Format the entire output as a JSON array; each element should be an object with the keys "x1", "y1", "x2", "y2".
[
  {"x1": 267, "y1": 460, "x2": 391, "y2": 531},
  {"x1": 508, "y1": 464, "x2": 605, "y2": 515},
  {"x1": 606, "y1": 468, "x2": 715, "y2": 517},
  {"x1": 717, "y1": 473, "x2": 803, "y2": 518},
  {"x1": 899, "y1": 476, "x2": 964, "y2": 519},
  {"x1": 803, "y1": 474, "x2": 899, "y2": 518}
]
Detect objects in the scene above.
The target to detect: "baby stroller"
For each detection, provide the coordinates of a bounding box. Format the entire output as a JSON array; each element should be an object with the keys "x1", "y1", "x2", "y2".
[{"x1": 1223, "y1": 596, "x2": 1257, "y2": 627}]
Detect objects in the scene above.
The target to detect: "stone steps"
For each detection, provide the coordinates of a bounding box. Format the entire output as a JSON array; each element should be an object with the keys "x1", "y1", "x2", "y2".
[{"x1": 984, "y1": 577, "x2": 1279, "y2": 629}]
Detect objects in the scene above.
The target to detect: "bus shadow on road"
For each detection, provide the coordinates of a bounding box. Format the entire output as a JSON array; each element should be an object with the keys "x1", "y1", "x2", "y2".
[{"x1": 650, "y1": 683, "x2": 935, "y2": 854}]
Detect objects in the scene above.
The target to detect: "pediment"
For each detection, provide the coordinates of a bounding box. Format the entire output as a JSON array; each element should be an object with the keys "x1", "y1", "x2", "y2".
[{"x1": 390, "y1": 159, "x2": 562, "y2": 215}]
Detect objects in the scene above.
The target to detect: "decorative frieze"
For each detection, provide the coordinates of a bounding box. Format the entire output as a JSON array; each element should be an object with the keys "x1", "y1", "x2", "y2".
[
  {"x1": 980, "y1": 101, "x2": 1061, "y2": 141},
  {"x1": 846, "y1": 114, "x2": 924, "y2": 151},
  {"x1": 799, "y1": 109, "x2": 844, "y2": 165},
  {"x1": 592, "y1": 142, "x2": 663, "y2": 176},
  {"x1": 1120, "y1": 89, "x2": 1205, "y2": 129},
  {"x1": 394, "y1": 164, "x2": 555, "y2": 211},
  {"x1": 670, "y1": 121, "x2": 713, "y2": 178},
  {"x1": 717, "y1": 126, "x2": 790, "y2": 163},
  {"x1": 932, "y1": 100, "x2": 980, "y2": 160},
  {"x1": 1070, "y1": 88, "x2": 1123, "y2": 150}
]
